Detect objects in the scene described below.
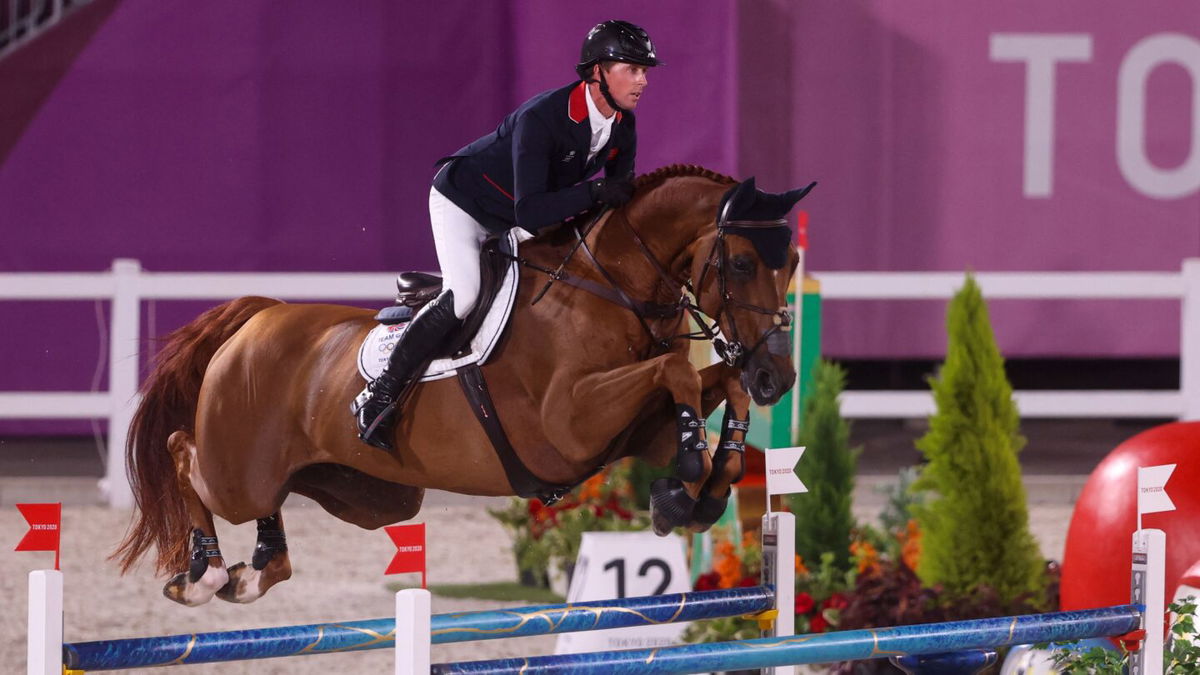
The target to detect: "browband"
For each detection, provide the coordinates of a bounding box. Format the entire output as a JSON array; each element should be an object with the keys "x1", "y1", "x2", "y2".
[{"x1": 721, "y1": 218, "x2": 788, "y2": 229}]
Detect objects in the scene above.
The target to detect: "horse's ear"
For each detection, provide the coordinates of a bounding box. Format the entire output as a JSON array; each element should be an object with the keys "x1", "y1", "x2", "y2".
[
  {"x1": 780, "y1": 181, "x2": 817, "y2": 210},
  {"x1": 719, "y1": 177, "x2": 758, "y2": 223},
  {"x1": 766, "y1": 181, "x2": 817, "y2": 215}
]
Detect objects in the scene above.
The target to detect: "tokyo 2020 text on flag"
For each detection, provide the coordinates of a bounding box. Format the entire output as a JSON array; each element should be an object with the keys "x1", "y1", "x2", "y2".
[
  {"x1": 15, "y1": 503, "x2": 62, "y2": 570},
  {"x1": 385, "y1": 522, "x2": 426, "y2": 588},
  {"x1": 1137, "y1": 464, "x2": 1176, "y2": 531}
]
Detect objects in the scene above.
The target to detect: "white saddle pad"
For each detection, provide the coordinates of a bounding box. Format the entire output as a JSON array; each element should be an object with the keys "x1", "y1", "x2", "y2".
[{"x1": 357, "y1": 230, "x2": 520, "y2": 383}]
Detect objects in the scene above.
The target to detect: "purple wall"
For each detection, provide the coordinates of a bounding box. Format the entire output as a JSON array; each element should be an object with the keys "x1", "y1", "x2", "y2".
[
  {"x1": 2, "y1": 0, "x2": 1199, "y2": 420},
  {"x1": 774, "y1": 1, "x2": 1200, "y2": 358}
]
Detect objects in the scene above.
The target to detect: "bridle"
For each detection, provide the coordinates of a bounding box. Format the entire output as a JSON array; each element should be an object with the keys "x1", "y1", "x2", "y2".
[
  {"x1": 692, "y1": 197, "x2": 794, "y2": 367},
  {"x1": 503, "y1": 198, "x2": 793, "y2": 369}
]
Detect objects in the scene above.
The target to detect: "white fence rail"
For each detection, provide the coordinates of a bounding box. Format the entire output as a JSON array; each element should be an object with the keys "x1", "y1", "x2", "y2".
[
  {"x1": 2, "y1": 258, "x2": 1198, "y2": 507},
  {"x1": 819, "y1": 262, "x2": 1200, "y2": 421}
]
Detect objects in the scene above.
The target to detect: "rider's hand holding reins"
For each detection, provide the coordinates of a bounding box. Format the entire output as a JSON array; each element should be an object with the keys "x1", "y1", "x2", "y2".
[{"x1": 590, "y1": 176, "x2": 635, "y2": 207}]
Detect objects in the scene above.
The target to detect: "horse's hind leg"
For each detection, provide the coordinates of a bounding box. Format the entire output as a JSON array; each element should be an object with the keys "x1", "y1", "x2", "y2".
[
  {"x1": 216, "y1": 512, "x2": 292, "y2": 604},
  {"x1": 162, "y1": 430, "x2": 230, "y2": 606}
]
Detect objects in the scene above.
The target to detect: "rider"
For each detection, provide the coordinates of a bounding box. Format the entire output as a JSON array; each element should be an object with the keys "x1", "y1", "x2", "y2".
[{"x1": 355, "y1": 20, "x2": 660, "y2": 450}]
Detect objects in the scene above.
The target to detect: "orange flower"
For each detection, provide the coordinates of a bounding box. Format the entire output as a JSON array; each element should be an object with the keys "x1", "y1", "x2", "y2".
[
  {"x1": 900, "y1": 519, "x2": 922, "y2": 571},
  {"x1": 795, "y1": 554, "x2": 809, "y2": 577},
  {"x1": 714, "y1": 540, "x2": 743, "y2": 589},
  {"x1": 741, "y1": 531, "x2": 757, "y2": 550},
  {"x1": 850, "y1": 540, "x2": 880, "y2": 576},
  {"x1": 579, "y1": 473, "x2": 605, "y2": 501}
]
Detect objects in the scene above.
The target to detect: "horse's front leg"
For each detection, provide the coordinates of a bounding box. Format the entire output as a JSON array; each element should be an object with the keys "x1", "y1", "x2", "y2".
[
  {"x1": 691, "y1": 364, "x2": 752, "y2": 532},
  {"x1": 542, "y1": 352, "x2": 711, "y2": 535}
]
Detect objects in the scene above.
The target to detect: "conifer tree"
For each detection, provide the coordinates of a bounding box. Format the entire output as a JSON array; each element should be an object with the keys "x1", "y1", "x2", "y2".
[
  {"x1": 912, "y1": 275, "x2": 1044, "y2": 604},
  {"x1": 788, "y1": 359, "x2": 859, "y2": 574}
]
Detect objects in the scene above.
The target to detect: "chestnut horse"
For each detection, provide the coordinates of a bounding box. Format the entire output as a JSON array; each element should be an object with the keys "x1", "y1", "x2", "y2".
[{"x1": 113, "y1": 165, "x2": 807, "y2": 606}]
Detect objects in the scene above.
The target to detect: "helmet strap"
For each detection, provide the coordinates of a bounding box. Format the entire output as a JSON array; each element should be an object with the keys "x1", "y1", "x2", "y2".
[{"x1": 596, "y1": 67, "x2": 627, "y2": 114}]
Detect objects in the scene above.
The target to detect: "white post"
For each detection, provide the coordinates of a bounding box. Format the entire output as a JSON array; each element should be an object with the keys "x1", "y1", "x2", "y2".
[
  {"x1": 1130, "y1": 529, "x2": 1166, "y2": 675},
  {"x1": 789, "y1": 216, "x2": 807, "y2": 443},
  {"x1": 102, "y1": 259, "x2": 142, "y2": 509},
  {"x1": 1180, "y1": 258, "x2": 1200, "y2": 421},
  {"x1": 27, "y1": 570, "x2": 63, "y2": 675},
  {"x1": 762, "y1": 511, "x2": 795, "y2": 675},
  {"x1": 395, "y1": 588, "x2": 431, "y2": 675}
]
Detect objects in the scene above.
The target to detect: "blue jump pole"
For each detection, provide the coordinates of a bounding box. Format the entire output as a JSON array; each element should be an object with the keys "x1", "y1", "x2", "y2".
[
  {"x1": 62, "y1": 586, "x2": 774, "y2": 671},
  {"x1": 431, "y1": 604, "x2": 1143, "y2": 675}
]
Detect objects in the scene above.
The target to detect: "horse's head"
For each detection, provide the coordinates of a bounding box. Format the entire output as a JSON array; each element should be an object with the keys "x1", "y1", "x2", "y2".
[{"x1": 688, "y1": 177, "x2": 815, "y2": 405}]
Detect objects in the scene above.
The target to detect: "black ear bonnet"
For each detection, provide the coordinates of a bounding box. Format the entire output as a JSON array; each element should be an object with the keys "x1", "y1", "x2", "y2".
[{"x1": 716, "y1": 177, "x2": 816, "y2": 269}]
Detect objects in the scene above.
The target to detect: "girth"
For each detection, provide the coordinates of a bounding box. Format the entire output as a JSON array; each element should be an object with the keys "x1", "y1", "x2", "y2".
[{"x1": 456, "y1": 363, "x2": 587, "y2": 505}]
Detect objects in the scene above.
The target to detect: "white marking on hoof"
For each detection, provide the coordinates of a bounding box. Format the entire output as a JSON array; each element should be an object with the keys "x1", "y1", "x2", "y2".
[
  {"x1": 229, "y1": 564, "x2": 265, "y2": 603},
  {"x1": 181, "y1": 564, "x2": 229, "y2": 606}
]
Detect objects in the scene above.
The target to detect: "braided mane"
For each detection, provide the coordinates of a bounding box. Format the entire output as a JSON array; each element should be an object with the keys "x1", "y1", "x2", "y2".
[{"x1": 633, "y1": 164, "x2": 737, "y2": 191}]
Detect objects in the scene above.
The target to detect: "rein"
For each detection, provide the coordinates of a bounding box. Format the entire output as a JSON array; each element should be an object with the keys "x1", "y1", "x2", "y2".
[{"x1": 498, "y1": 199, "x2": 792, "y2": 368}]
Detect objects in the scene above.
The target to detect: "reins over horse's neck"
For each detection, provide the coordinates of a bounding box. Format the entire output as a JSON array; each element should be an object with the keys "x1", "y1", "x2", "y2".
[{"x1": 590, "y1": 178, "x2": 720, "y2": 304}]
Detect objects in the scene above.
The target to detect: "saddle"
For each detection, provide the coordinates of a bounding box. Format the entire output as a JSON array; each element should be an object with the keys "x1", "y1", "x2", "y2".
[{"x1": 373, "y1": 235, "x2": 512, "y2": 360}]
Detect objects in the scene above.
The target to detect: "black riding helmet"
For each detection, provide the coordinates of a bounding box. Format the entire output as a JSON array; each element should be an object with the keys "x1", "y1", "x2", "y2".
[{"x1": 575, "y1": 20, "x2": 659, "y2": 112}]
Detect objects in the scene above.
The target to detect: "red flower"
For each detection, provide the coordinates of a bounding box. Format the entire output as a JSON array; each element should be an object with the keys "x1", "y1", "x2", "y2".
[
  {"x1": 809, "y1": 613, "x2": 828, "y2": 633},
  {"x1": 738, "y1": 576, "x2": 758, "y2": 587},
  {"x1": 694, "y1": 572, "x2": 721, "y2": 591},
  {"x1": 794, "y1": 592, "x2": 815, "y2": 615},
  {"x1": 821, "y1": 593, "x2": 849, "y2": 611}
]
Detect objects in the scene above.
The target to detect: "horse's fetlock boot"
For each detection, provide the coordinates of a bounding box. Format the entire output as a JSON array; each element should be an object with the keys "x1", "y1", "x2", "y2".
[
  {"x1": 252, "y1": 518, "x2": 288, "y2": 571},
  {"x1": 675, "y1": 404, "x2": 709, "y2": 482},
  {"x1": 676, "y1": 448, "x2": 708, "y2": 483},
  {"x1": 649, "y1": 478, "x2": 697, "y2": 535},
  {"x1": 187, "y1": 528, "x2": 221, "y2": 583},
  {"x1": 715, "y1": 410, "x2": 749, "y2": 483}
]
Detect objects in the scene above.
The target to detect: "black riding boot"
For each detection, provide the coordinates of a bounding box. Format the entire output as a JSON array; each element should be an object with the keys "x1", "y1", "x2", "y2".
[{"x1": 355, "y1": 290, "x2": 460, "y2": 450}]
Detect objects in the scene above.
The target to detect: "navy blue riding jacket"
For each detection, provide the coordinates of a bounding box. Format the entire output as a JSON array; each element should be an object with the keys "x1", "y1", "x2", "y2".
[{"x1": 433, "y1": 81, "x2": 636, "y2": 233}]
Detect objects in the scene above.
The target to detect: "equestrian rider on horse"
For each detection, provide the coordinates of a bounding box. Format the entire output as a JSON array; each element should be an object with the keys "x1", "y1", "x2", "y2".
[{"x1": 355, "y1": 20, "x2": 660, "y2": 450}]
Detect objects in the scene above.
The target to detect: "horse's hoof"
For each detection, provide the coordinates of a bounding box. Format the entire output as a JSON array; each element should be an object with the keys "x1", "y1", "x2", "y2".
[
  {"x1": 216, "y1": 562, "x2": 257, "y2": 603},
  {"x1": 649, "y1": 478, "x2": 696, "y2": 536},
  {"x1": 692, "y1": 489, "x2": 731, "y2": 529},
  {"x1": 162, "y1": 565, "x2": 228, "y2": 607}
]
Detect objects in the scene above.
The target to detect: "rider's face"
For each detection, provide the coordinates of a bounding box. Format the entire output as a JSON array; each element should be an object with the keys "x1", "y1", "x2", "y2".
[{"x1": 594, "y1": 62, "x2": 649, "y2": 111}]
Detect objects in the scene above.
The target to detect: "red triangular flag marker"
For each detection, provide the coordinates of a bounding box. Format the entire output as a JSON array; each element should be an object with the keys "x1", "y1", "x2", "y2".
[
  {"x1": 385, "y1": 522, "x2": 426, "y2": 588},
  {"x1": 15, "y1": 503, "x2": 61, "y2": 570},
  {"x1": 796, "y1": 211, "x2": 809, "y2": 250}
]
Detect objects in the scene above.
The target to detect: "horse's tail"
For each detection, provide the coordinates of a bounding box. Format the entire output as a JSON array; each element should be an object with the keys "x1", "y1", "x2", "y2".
[{"x1": 112, "y1": 296, "x2": 284, "y2": 576}]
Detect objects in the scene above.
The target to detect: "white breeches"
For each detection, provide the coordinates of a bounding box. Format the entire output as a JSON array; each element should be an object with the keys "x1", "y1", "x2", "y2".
[
  {"x1": 429, "y1": 186, "x2": 489, "y2": 320},
  {"x1": 428, "y1": 185, "x2": 534, "y2": 320}
]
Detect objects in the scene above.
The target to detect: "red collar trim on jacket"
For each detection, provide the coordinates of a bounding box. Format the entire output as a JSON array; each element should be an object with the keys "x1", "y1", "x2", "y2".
[
  {"x1": 568, "y1": 81, "x2": 588, "y2": 123},
  {"x1": 569, "y1": 81, "x2": 624, "y2": 124}
]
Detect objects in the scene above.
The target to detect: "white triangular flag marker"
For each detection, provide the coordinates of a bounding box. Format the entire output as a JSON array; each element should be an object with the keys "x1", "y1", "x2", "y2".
[
  {"x1": 1137, "y1": 463, "x2": 1176, "y2": 531},
  {"x1": 765, "y1": 446, "x2": 807, "y2": 507}
]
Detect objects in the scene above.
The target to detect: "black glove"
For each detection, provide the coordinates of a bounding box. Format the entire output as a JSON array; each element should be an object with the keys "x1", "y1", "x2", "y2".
[{"x1": 589, "y1": 177, "x2": 635, "y2": 207}]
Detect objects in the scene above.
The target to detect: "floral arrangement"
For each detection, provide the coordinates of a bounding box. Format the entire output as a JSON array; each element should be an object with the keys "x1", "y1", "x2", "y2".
[
  {"x1": 685, "y1": 522, "x2": 889, "y2": 643},
  {"x1": 1047, "y1": 597, "x2": 1198, "y2": 673},
  {"x1": 488, "y1": 463, "x2": 648, "y2": 587}
]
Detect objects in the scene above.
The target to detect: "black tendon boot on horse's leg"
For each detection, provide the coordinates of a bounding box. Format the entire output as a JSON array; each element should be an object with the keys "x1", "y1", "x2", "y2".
[
  {"x1": 216, "y1": 512, "x2": 292, "y2": 604},
  {"x1": 355, "y1": 290, "x2": 461, "y2": 451},
  {"x1": 674, "y1": 403, "x2": 709, "y2": 482},
  {"x1": 163, "y1": 528, "x2": 228, "y2": 606},
  {"x1": 692, "y1": 408, "x2": 750, "y2": 530}
]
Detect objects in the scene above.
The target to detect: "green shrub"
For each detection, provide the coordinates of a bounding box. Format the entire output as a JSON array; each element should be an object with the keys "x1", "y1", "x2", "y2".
[
  {"x1": 788, "y1": 359, "x2": 860, "y2": 575},
  {"x1": 912, "y1": 274, "x2": 1045, "y2": 605}
]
